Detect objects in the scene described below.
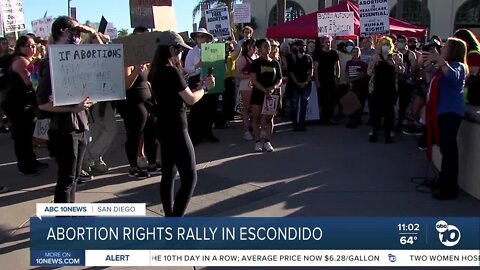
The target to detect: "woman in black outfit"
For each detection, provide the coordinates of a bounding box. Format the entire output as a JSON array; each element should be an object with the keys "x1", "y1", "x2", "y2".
[
  {"x1": 367, "y1": 37, "x2": 404, "y2": 143},
  {"x1": 2, "y1": 35, "x2": 47, "y2": 175},
  {"x1": 148, "y1": 31, "x2": 215, "y2": 217},
  {"x1": 121, "y1": 26, "x2": 159, "y2": 179}
]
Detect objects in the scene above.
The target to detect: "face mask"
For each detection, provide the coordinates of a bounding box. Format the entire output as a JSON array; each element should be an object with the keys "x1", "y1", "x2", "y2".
[
  {"x1": 382, "y1": 45, "x2": 390, "y2": 53},
  {"x1": 397, "y1": 42, "x2": 406, "y2": 50},
  {"x1": 298, "y1": 47, "x2": 305, "y2": 54},
  {"x1": 346, "y1": 46, "x2": 354, "y2": 53}
]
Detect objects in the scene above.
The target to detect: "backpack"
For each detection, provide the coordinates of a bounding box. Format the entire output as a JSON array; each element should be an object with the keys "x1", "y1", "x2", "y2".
[{"x1": 466, "y1": 51, "x2": 480, "y2": 106}]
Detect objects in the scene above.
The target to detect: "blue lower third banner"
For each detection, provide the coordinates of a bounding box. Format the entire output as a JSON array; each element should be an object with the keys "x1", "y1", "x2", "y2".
[{"x1": 30, "y1": 217, "x2": 480, "y2": 267}]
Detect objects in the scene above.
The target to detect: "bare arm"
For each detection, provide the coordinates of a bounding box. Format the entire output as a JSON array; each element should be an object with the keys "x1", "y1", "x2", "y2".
[
  {"x1": 335, "y1": 60, "x2": 341, "y2": 79},
  {"x1": 11, "y1": 57, "x2": 32, "y2": 86},
  {"x1": 235, "y1": 57, "x2": 250, "y2": 80},
  {"x1": 178, "y1": 76, "x2": 215, "y2": 105},
  {"x1": 38, "y1": 97, "x2": 93, "y2": 113},
  {"x1": 125, "y1": 65, "x2": 147, "y2": 90}
]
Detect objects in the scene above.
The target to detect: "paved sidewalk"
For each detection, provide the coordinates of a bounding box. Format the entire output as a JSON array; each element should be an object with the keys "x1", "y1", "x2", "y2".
[{"x1": 1, "y1": 118, "x2": 479, "y2": 269}]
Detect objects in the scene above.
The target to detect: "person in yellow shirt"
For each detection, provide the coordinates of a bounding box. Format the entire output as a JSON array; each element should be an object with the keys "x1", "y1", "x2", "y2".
[{"x1": 222, "y1": 41, "x2": 237, "y2": 125}]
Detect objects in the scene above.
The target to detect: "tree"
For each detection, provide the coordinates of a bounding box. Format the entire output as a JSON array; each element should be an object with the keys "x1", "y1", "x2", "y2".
[{"x1": 118, "y1": 28, "x2": 129, "y2": 38}]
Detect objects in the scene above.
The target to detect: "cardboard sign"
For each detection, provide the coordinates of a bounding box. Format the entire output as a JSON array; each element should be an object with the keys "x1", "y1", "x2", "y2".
[
  {"x1": 339, "y1": 91, "x2": 362, "y2": 116},
  {"x1": 359, "y1": 0, "x2": 390, "y2": 36},
  {"x1": 31, "y1": 16, "x2": 53, "y2": 40},
  {"x1": 201, "y1": 43, "x2": 225, "y2": 94},
  {"x1": 317, "y1": 12, "x2": 354, "y2": 37},
  {"x1": 113, "y1": 31, "x2": 163, "y2": 67},
  {"x1": 153, "y1": 6, "x2": 177, "y2": 31},
  {"x1": 262, "y1": 95, "x2": 280, "y2": 116},
  {"x1": 33, "y1": 119, "x2": 50, "y2": 140},
  {"x1": 205, "y1": 7, "x2": 231, "y2": 39},
  {"x1": 129, "y1": 0, "x2": 172, "y2": 28},
  {"x1": 48, "y1": 44, "x2": 126, "y2": 106},
  {"x1": 234, "y1": 4, "x2": 251, "y2": 24},
  {"x1": 106, "y1": 23, "x2": 118, "y2": 39},
  {"x1": 1, "y1": 0, "x2": 26, "y2": 33}
]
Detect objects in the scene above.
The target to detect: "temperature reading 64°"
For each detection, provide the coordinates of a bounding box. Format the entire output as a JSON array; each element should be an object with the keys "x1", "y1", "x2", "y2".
[{"x1": 400, "y1": 236, "x2": 418, "y2": 245}]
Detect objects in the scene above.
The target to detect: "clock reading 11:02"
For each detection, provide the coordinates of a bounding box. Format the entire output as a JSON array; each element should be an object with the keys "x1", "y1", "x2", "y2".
[{"x1": 398, "y1": 224, "x2": 420, "y2": 231}]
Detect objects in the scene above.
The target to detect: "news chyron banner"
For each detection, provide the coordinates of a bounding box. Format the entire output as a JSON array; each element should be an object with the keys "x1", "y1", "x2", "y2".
[{"x1": 30, "y1": 204, "x2": 480, "y2": 267}]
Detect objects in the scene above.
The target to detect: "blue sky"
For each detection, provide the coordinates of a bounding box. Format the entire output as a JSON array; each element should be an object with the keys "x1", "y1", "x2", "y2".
[{"x1": 22, "y1": 0, "x2": 199, "y2": 33}]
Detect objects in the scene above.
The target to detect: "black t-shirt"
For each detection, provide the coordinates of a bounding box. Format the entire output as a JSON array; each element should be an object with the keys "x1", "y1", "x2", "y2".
[
  {"x1": 314, "y1": 49, "x2": 339, "y2": 83},
  {"x1": 251, "y1": 57, "x2": 282, "y2": 92},
  {"x1": 291, "y1": 54, "x2": 313, "y2": 84},
  {"x1": 36, "y1": 59, "x2": 89, "y2": 132},
  {"x1": 150, "y1": 65, "x2": 188, "y2": 133},
  {"x1": 127, "y1": 69, "x2": 152, "y2": 102}
]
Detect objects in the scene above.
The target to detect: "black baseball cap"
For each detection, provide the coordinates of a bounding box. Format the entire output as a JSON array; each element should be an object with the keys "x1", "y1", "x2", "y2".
[{"x1": 157, "y1": 31, "x2": 193, "y2": 50}]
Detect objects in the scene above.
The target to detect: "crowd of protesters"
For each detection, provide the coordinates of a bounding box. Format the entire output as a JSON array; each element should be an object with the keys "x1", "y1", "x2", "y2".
[{"x1": 0, "y1": 17, "x2": 477, "y2": 212}]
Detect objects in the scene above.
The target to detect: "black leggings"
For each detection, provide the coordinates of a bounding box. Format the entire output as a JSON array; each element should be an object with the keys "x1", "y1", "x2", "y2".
[
  {"x1": 158, "y1": 128, "x2": 197, "y2": 217},
  {"x1": 369, "y1": 95, "x2": 395, "y2": 136},
  {"x1": 122, "y1": 101, "x2": 157, "y2": 167},
  {"x1": 8, "y1": 109, "x2": 36, "y2": 172}
]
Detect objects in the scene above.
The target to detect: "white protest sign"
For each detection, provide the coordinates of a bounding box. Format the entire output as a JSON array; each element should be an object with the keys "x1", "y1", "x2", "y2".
[
  {"x1": 359, "y1": 0, "x2": 390, "y2": 36},
  {"x1": 234, "y1": 4, "x2": 251, "y2": 24},
  {"x1": 1, "y1": 0, "x2": 26, "y2": 33},
  {"x1": 48, "y1": 44, "x2": 126, "y2": 106},
  {"x1": 31, "y1": 16, "x2": 53, "y2": 40},
  {"x1": 106, "y1": 23, "x2": 118, "y2": 39},
  {"x1": 205, "y1": 7, "x2": 231, "y2": 39},
  {"x1": 33, "y1": 119, "x2": 50, "y2": 140},
  {"x1": 317, "y1": 12, "x2": 354, "y2": 37}
]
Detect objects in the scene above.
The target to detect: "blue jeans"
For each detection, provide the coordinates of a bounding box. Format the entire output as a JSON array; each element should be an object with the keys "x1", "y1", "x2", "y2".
[{"x1": 290, "y1": 83, "x2": 312, "y2": 127}]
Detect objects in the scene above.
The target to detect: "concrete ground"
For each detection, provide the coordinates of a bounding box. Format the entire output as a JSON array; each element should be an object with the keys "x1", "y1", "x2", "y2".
[{"x1": 1, "y1": 116, "x2": 479, "y2": 270}]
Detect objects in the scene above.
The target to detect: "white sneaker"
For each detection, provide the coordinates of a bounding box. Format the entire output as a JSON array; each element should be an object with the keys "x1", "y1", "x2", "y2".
[
  {"x1": 254, "y1": 141, "x2": 263, "y2": 152},
  {"x1": 91, "y1": 159, "x2": 109, "y2": 173},
  {"x1": 243, "y1": 131, "x2": 253, "y2": 141},
  {"x1": 137, "y1": 156, "x2": 148, "y2": 169},
  {"x1": 264, "y1": 141, "x2": 274, "y2": 152}
]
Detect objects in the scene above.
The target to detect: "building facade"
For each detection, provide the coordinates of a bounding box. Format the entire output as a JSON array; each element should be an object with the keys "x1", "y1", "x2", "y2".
[{"x1": 244, "y1": 0, "x2": 480, "y2": 40}]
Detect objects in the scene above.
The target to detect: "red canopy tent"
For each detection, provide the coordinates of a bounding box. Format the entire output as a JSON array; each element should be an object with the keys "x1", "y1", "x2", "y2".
[{"x1": 266, "y1": 1, "x2": 428, "y2": 40}]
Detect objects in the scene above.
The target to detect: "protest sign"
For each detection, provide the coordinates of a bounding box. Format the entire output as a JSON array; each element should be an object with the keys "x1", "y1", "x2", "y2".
[
  {"x1": 317, "y1": 12, "x2": 354, "y2": 37},
  {"x1": 113, "y1": 31, "x2": 162, "y2": 67},
  {"x1": 359, "y1": 0, "x2": 390, "y2": 36},
  {"x1": 201, "y1": 43, "x2": 225, "y2": 94},
  {"x1": 153, "y1": 6, "x2": 177, "y2": 31},
  {"x1": 129, "y1": 0, "x2": 172, "y2": 28},
  {"x1": 31, "y1": 16, "x2": 53, "y2": 40},
  {"x1": 106, "y1": 23, "x2": 118, "y2": 39},
  {"x1": 1, "y1": 0, "x2": 26, "y2": 33},
  {"x1": 33, "y1": 119, "x2": 50, "y2": 140},
  {"x1": 205, "y1": 7, "x2": 231, "y2": 39},
  {"x1": 262, "y1": 95, "x2": 279, "y2": 116},
  {"x1": 48, "y1": 44, "x2": 125, "y2": 106},
  {"x1": 234, "y1": 4, "x2": 251, "y2": 24}
]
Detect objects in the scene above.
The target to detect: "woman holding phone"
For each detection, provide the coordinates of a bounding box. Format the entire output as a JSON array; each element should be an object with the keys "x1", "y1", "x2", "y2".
[{"x1": 149, "y1": 31, "x2": 215, "y2": 217}]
